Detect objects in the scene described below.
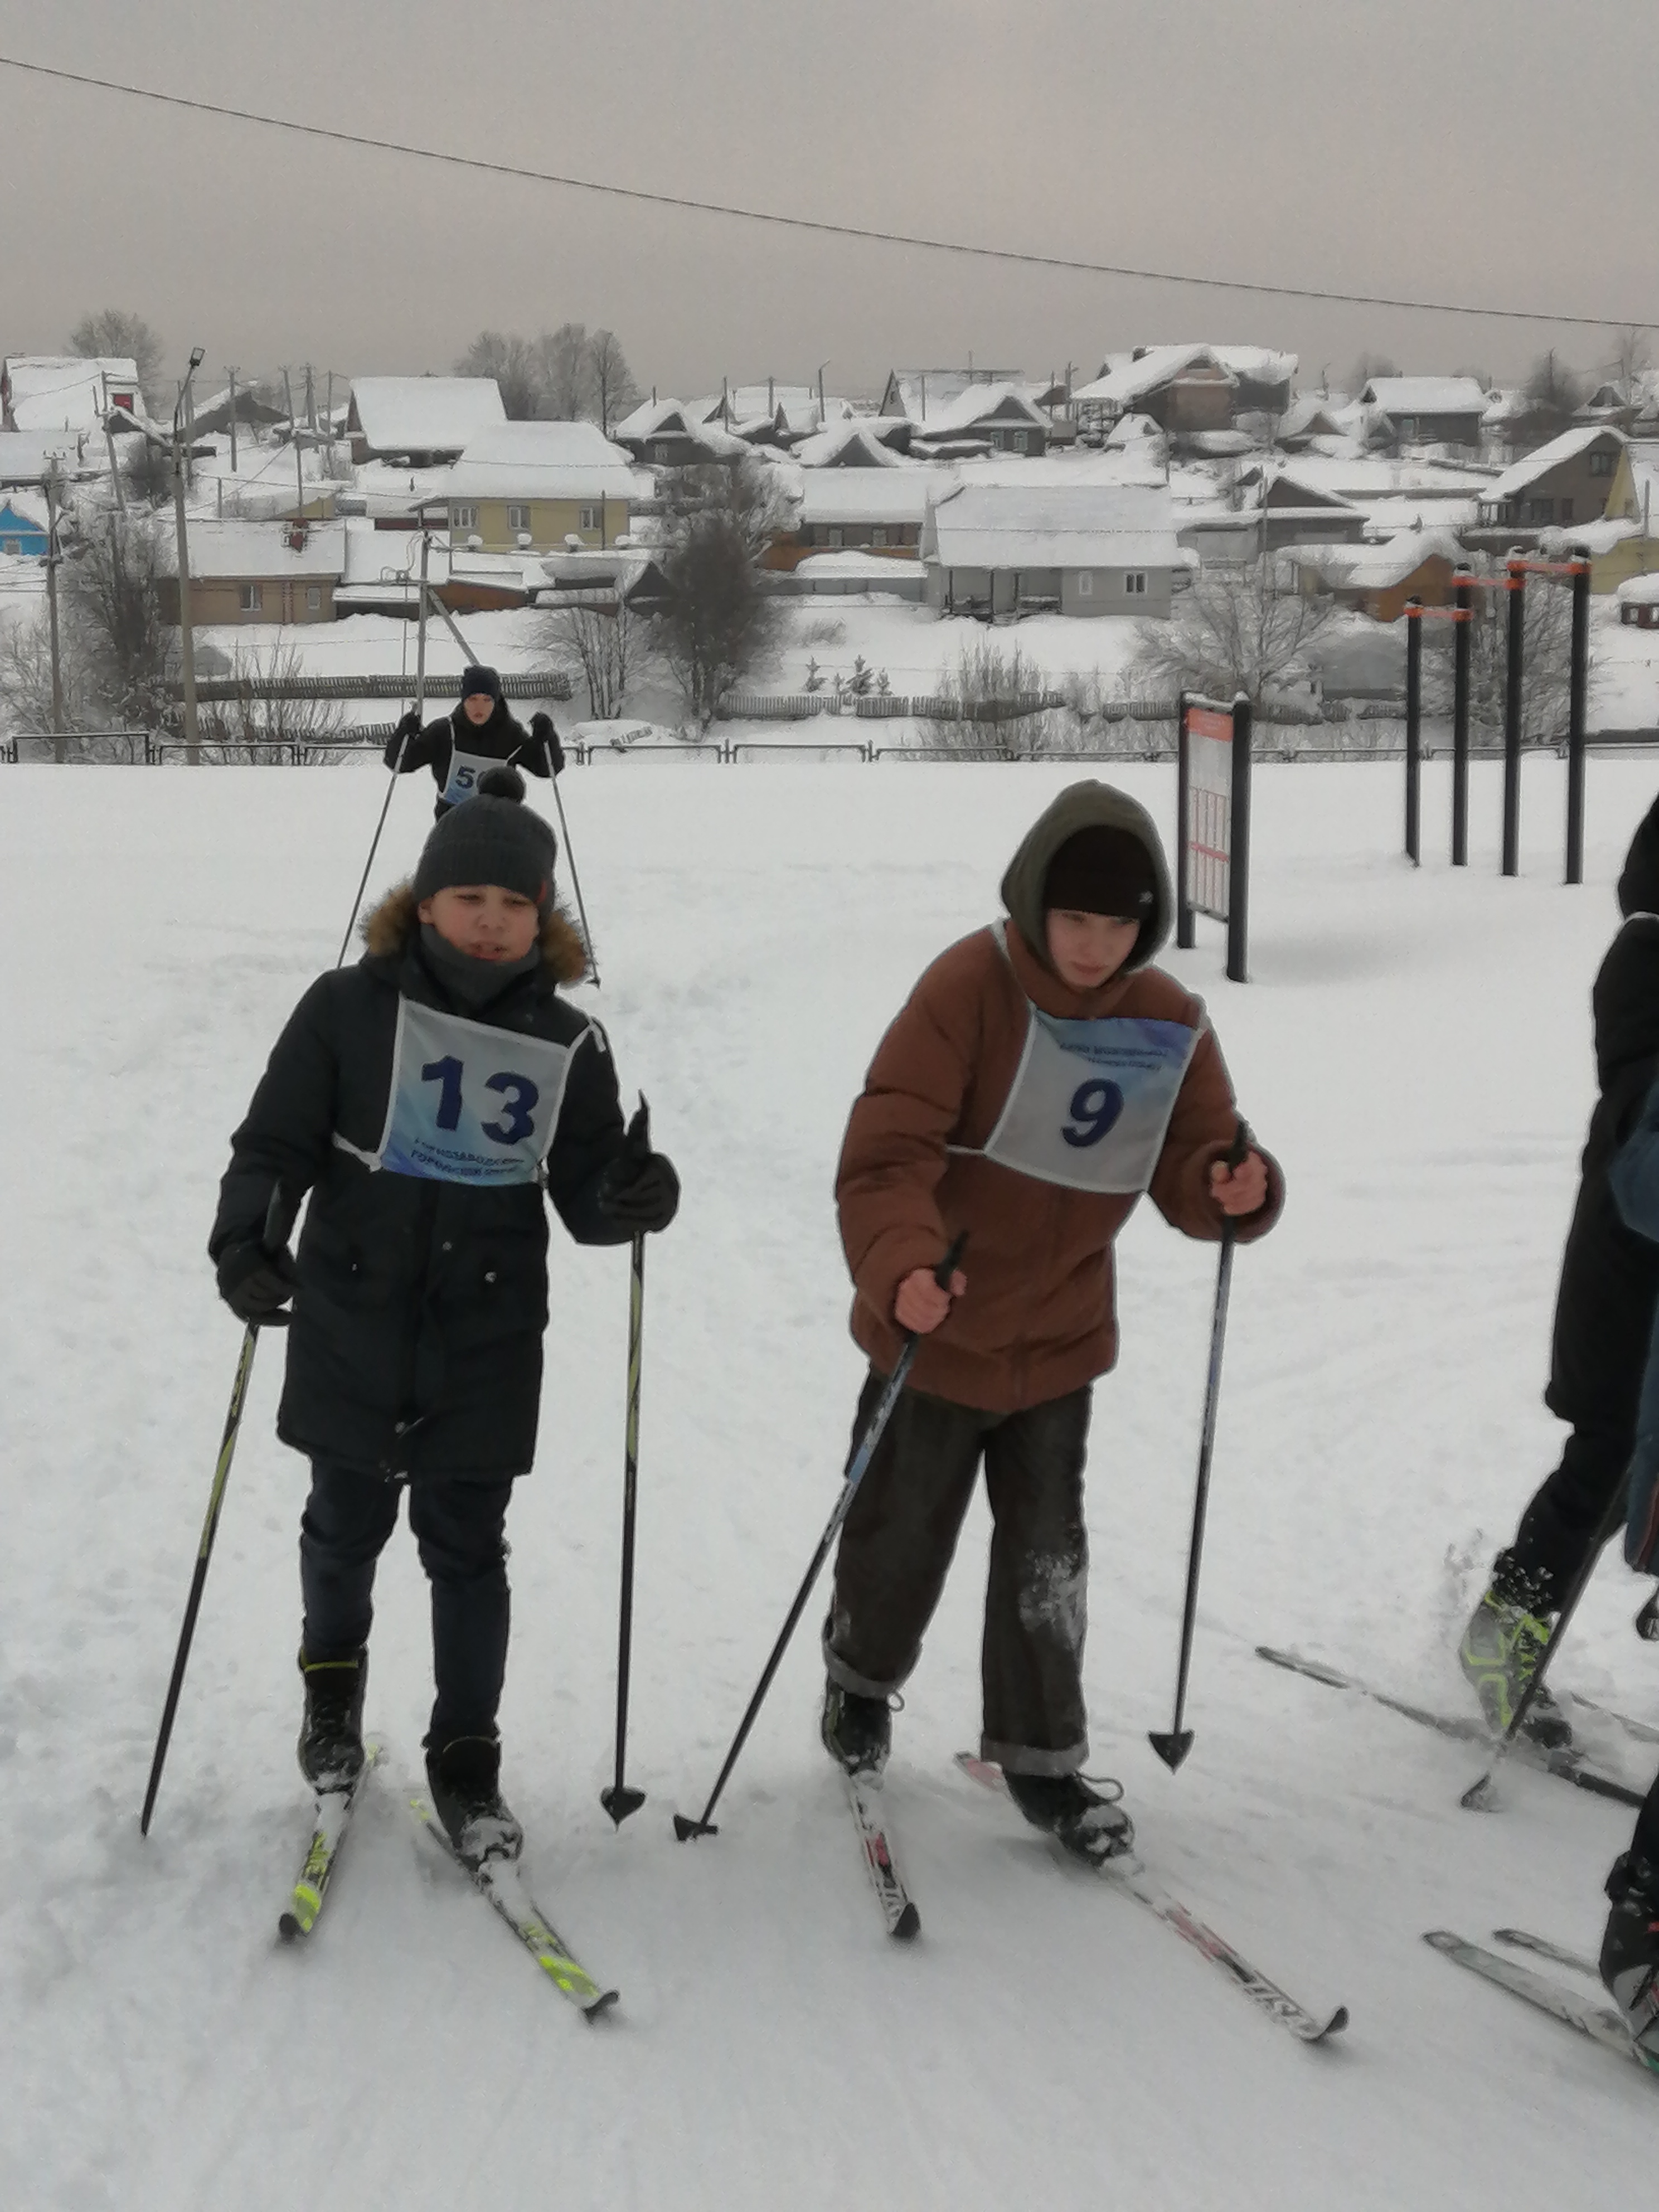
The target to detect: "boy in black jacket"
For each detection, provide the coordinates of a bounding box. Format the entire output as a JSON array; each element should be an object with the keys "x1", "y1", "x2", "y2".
[
  {"x1": 1461, "y1": 793, "x2": 1659, "y2": 1746},
  {"x1": 210, "y1": 768, "x2": 677, "y2": 1860},
  {"x1": 385, "y1": 662, "x2": 564, "y2": 819}
]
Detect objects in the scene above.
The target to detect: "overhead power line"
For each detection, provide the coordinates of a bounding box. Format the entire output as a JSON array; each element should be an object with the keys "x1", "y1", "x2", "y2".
[{"x1": 1, "y1": 51, "x2": 1646, "y2": 332}]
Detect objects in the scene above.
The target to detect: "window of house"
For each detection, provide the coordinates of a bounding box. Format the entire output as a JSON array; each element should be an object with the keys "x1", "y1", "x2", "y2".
[
  {"x1": 828, "y1": 527, "x2": 844, "y2": 549},
  {"x1": 1011, "y1": 430, "x2": 1029, "y2": 455},
  {"x1": 579, "y1": 505, "x2": 599, "y2": 531},
  {"x1": 650, "y1": 441, "x2": 670, "y2": 462},
  {"x1": 306, "y1": 586, "x2": 322, "y2": 611},
  {"x1": 1560, "y1": 499, "x2": 1574, "y2": 525},
  {"x1": 1522, "y1": 497, "x2": 1555, "y2": 525},
  {"x1": 1077, "y1": 570, "x2": 1094, "y2": 597},
  {"x1": 452, "y1": 504, "x2": 477, "y2": 530},
  {"x1": 507, "y1": 505, "x2": 529, "y2": 532},
  {"x1": 871, "y1": 526, "x2": 888, "y2": 548},
  {"x1": 1590, "y1": 450, "x2": 1616, "y2": 477},
  {"x1": 240, "y1": 583, "x2": 263, "y2": 612},
  {"x1": 1124, "y1": 571, "x2": 1147, "y2": 595},
  {"x1": 1398, "y1": 417, "x2": 1418, "y2": 439}
]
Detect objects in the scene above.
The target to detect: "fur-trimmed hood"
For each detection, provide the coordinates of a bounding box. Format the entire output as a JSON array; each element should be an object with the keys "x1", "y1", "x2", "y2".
[{"x1": 361, "y1": 881, "x2": 589, "y2": 986}]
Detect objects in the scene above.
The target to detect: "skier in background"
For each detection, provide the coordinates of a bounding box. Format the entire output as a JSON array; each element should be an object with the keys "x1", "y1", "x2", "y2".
[
  {"x1": 208, "y1": 768, "x2": 677, "y2": 1860},
  {"x1": 386, "y1": 662, "x2": 565, "y2": 819},
  {"x1": 1460, "y1": 794, "x2": 1659, "y2": 1748},
  {"x1": 822, "y1": 780, "x2": 1282, "y2": 1862}
]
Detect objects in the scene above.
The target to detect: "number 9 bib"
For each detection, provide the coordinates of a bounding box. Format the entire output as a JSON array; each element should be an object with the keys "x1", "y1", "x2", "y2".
[
  {"x1": 972, "y1": 1006, "x2": 1202, "y2": 1195},
  {"x1": 350, "y1": 1000, "x2": 578, "y2": 1186}
]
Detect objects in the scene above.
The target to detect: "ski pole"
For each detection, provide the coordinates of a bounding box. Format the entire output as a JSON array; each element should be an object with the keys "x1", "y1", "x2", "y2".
[
  {"x1": 601, "y1": 1100, "x2": 652, "y2": 1826},
  {"x1": 1149, "y1": 1119, "x2": 1252, "y2": 1774},
  {"x1": 141, "y1": 1182, "x2": 295, "y2": 1834},
  {"x1": 336, "y1": 536, "x2": 429, "y2": 966},
  {"x1": 1461, "y1": 1482, "x2": 1632, "y2": 1811},
  {"x1": 674, "y1": 1233, "x2": 966, "y2": 1842}
]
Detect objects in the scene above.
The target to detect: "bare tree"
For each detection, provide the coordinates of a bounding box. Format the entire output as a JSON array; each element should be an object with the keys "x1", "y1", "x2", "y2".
[
  {"x1": 193, "y1": 642, "x2": 349, "y2": 762},
  {"x1": 455, "y1": 330, "x2": 544, "y2": 420},
  {"x1": 63, "y1": 509, "x2": 177, "y2": 731},
  {"x1": 68, "y1": 308, "x2": 166, "y2": 408},
  {"x1": 536, "y1": 323, "x2": 592, "y2": 419},
  {"x1": 123, "y1": 434, "x2": 175, "y2": 508},
  {"x1": 1348, "y1": 352, "x2": 1399, "y2": 397},
  {"x1": 545, "y1": 596, "x2": 651, "y2": 719},
  {"x1": 588, "y1": 330, "x2": 641, "y2": 436},
  {"x1": 921, "y1": 636, "x2": 1063, "y2": 759},
  {"x1": 1423, "y1": 560, "x2": 1572, "y2": 744},
  {"x1": 1609, "y1": 327, "x2": 1653, "y2": 406},
  {"x1": 654, "y1": 510, "x2": 780, "y2": 729},
  {"x1": 0, "y1": 607, "x2": 95, "y2": 744},
  {"x1": 1130, "y1": 557, "x2": 1336, "y2": 712},
  {"x1": 660, "y1": 454, "x2": 794, "y2": 561},
  {"x1": 1509, "y1": 351, "x2": 1588, "y2": 452}
]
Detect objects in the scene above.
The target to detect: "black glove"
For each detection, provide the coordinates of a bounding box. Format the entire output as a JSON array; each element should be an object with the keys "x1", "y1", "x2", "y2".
[
  {"x1": 384, "y1": 709, "x2": 422, "y2": 768},
  {"x1": 216, "y1": 1239, "x2": 298, "y2": 1325},
  {"x1": 530, "y1": 711, "x2": 566, "y2": 776},
  {"x1": 598, "y1": 1097, "x2": 680, "y2": 1234}
]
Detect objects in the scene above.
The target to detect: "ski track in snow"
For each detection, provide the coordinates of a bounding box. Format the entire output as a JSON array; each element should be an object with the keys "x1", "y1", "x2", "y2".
[{"x1": 5, "y1": 755, "x2": 1659, "y2": 2208}]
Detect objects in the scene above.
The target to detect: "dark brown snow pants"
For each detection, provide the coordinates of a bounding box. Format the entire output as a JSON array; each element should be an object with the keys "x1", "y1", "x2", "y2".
[{"x1": 822, "y1": 1371, "x2": 1094, "y2": 1776}]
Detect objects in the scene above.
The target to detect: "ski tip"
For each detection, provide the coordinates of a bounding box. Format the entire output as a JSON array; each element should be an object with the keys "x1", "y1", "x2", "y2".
[
  {"x1": 1320, "y1": 2005, "x2": 1351, "y2": 2039},
  {"x1": 1460, "y1": 1771, "x2": 1499, "y2": 1812},
  {"x1": 891, "y1": 1900, "x2": 922, "y2": 1942},
  {"x1": 580, "y1": 1988, "x2": 622, "y2": 2023},
  {"x1": 1147, "y1": 1729, "x2": 1195, "y2": 1773},
  {"x1": 277, "y1": 1911, "x2": 305, "y2": 1943},
  {"x1": 600, "y1": 1785, "x2": 647, "y2": 1827},
  {"x1": 672, "y1": 1812, "x2": 717, "y2": 1842}
]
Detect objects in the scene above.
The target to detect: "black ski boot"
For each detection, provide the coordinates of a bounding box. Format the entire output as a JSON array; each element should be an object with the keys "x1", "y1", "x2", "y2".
[
  {"x1": 426, "y1": 1733, "x2": 523, "y2": 1866},
  {"x1": 1005, "y1": 1769, "x2": 1135, "y2": 1864},
  {"x1": 821, "y1": 1681, "x2": 891, "y2": 1776},
  {"x1": 1602, "y1": 1853, "x2": 1659, "y2": 2067},
  {"x1": 297, "y1": 1646, "x2": 368, "y2": 1790}
]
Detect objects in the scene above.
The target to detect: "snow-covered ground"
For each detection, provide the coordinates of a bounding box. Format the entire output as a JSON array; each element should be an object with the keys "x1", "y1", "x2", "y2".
[{"x1": 6, "y1": 752, "x2": 1659, "y2": 2208}]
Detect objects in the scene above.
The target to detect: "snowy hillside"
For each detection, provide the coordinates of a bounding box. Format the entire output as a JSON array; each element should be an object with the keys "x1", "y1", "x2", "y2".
[{"x1": 6, "y1": 753, "x2": 1659, "y2": 2208}]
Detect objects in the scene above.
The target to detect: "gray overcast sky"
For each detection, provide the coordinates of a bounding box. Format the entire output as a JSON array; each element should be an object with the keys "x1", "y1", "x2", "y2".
[{"x1": 4, "y1": 0, "x2": 1655, "y2": 401}]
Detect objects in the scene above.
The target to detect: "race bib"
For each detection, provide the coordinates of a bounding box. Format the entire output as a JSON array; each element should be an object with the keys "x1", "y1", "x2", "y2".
[
  {"x1": 441, "y1": 745, "x2": 500, "y2": 807},
  {"x1": 353, "y1": 1000, "x2": 578, "y2": 1186},
  {"x1": 974, "y1": 1010, "x2": 1201, "y2": 1195}
]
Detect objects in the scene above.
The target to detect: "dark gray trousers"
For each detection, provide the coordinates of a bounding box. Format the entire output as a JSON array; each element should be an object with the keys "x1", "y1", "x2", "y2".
[{"x1": 823, "y1": 1372, "x2": 1093, "y2": 1776}]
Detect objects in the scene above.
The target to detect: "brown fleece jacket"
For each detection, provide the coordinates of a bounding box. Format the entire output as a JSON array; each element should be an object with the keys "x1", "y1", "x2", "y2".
[{"x1": 837, "y1": 782, "x2": 1283, "y2": 1412}]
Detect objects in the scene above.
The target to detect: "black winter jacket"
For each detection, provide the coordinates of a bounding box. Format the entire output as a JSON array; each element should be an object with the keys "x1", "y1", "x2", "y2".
[
  {"x1": 210, "y1": 887, "x2": 628, "y2": 1479},
  {"x1": 386, "y1": 699, "x2": 553, "y2": 812},
  {"x1": 1546, "y1": 793, "x2": 1659, "y2": 1435}
]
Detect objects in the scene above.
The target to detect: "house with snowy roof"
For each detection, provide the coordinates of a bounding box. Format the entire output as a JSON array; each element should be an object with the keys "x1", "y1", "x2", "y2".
[
  {"x1": 2, "y1": 356, "x2": 145, "y2": 433},
  {"x1": 156, "y1": 518, "x2": 346, "y2": 626},
  {"x1": 439, "y1": 422, "x2": 649, "y2": 553},
  {"x1": 879, "y1": 368, "x2": 1023, "y2": 423},
  {"x1": 773, "y1": 467, "x2": 934, "y2": 569},
  {"x1": 345, "y1": 377, "x2": 506, "y2": 467},
  {"x1": 906, "y1": 382, "x2": 1050, "y2": 459},
  {"x1": 1359, "y1": 377, "x2": 1487, "y2": 451},
  {"x1": 1070, "y1": 348, "x2": 1296, "y2": 440},
  {"x1": 1285, "y1": 527, "x2": 1464, "y2": 622},
  {"x1": 0, "y1": 430, "x2": 99, "y2": 487},
  {"x1": 612, "y1": 398, "x2": 744, "y2": 468},
  {"x1": 921, "y1": 482, "x2": 1180, "y2": 619},
  {"x1": 1475, "y1": 425, "x2": 1626, "y2": 535},
  {"x1": 0, "y1": 494, "x2": 50, "y2": 556}
]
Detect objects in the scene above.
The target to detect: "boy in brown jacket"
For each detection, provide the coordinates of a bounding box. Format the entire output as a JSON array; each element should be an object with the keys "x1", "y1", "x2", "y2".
[{"x1": 823, "y1": 780, "x2": 1282, "y2": 1861}]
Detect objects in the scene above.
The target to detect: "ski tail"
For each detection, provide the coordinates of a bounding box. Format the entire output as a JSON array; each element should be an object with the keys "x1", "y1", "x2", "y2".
[
  {"x1": 843, "y1": 1771, "x2": 920, "y2": 1941},
  {"x1": 278, "y1": 1745, "x2": 379, "y2": 1942}
]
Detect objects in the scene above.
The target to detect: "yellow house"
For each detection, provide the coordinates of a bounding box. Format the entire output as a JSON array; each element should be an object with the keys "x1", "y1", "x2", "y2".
[
  {"x1": 1588, "y1": 446, "x2": 1659, "y2": 591},
  {"x1": 441, "y1": 422, "x2": 648, "y2": 554}
]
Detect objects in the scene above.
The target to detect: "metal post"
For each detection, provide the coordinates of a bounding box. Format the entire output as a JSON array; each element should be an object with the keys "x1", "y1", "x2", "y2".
[
  {"x1": 226, "y1": 367, "x2": 238, "y2": 475},
  {"x1": 1175, "y1": 692, "x2": 1195, "y2": 948},
  {"x1": 1226, "y1": 694, "x2": 1252, "y2": 984},
  {"x1": 1452, "y1": 573, "x2": 1472, "y2": 865},
  {"x1": 44, "y1": 469, "x2": 65, "y2": 761},
  {"x1": 415, "y1": 533, "x2": 430, "y2": 722},
  {"x1": 1404, "y1": 600, "x2": 1422, "y2": 866},
  {"x1": 173, "y1": 426, "x2": 201, "y2": 767},
  {"x1": 1566, "y1": 550, "x2": 1590, "y2": 886},
  {"x1": 1502, "y1": 553, "x2": 1525, "y2": 877}
]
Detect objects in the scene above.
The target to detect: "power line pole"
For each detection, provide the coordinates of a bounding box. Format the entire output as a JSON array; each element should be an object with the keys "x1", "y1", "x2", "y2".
[
  {"x1": 226, "y1": 366, "x2": 239, "y2": 474},
  {"x1": 44, "y1": 465, "x2": 65, "y2": 761},
  {"x1": 174, "y1": 348, "x2": 205, "y2": 766},
  {"x1": 282, "y1": 366, "x2": 304, "y2": 515}
]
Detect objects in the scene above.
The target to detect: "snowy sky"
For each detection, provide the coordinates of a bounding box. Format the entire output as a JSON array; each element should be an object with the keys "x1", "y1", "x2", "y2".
[{"x1": 3, "y1": 0, "x2": 1654, "y2": 402}]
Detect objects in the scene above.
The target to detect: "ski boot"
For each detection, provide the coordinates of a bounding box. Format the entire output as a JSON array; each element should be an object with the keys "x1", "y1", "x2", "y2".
[
  {"x1": 297, "y1": 1646, "x2": 368, "y2": 1790},
  {"x1": 1602, "y1": 1853, "x2": 1659, "y2": 2069},
  {"x1": 1005, "y1": 1770, "x2": 1136, "y2": 1864},
  {"x1": 426, "y1": 1733, "x2": 523, "y2": 1866},
  {"x1": 1458, "y1": 1583, "x2": 1573, "y2": 1750},
  {"x1": 821, "y1": 1681, "x2": 892, "y2": 1777}
]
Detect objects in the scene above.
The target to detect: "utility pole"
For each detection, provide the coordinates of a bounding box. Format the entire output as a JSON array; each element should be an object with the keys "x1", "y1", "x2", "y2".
[
  {"x1": 226, "y1": 366, "x2": 239, "y2": 474},
  {"x1": 282, "y1": 366, "x2": 305, "y2": 515},
  {"x1": 44, "y1": 466, "x2": 65, "y2": 761},
  {"x1": 174, "y1": 348, "x2": 205, "y2": 766},
  {"x1": 304, "y1": 363, "x2": 317, "y2": 432}
]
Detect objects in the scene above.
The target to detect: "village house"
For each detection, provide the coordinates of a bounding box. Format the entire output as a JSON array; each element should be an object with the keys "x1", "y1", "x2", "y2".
[
  {"x1": 1070, "y1": 346, "x2": 1296, "y2": 440},
  {"x1": 612, "y1": 397, "x2": 744, "y2": 468},
  {"x1": 921, "y1": 482, "x2": 1180, "y2": 619},
  {"x1": 1286, "y1": 528, "x2": 1464, "y2": 622},
  {"x1": 439, "y1": 421, "x2": 648, "y2": 552},
  {"x1": 0, "y1": 494, "x2": 49, "y2": 556},
  {"x1": 770, "y1": 468, "x2": 933, "y2": 568},
  {"x1": 880, "y1": 368, "x2": 1022, "y2": 422},
  {"x1": 905, "y1": 382, "x2": 1050, "y2": 459},
  {"x1": 345, "y1": 377, "x2": 506, "y2": 467},
  {"x1": 1359, "y1": 377, "x2": 1488, "y2": 452},
  {"x1": 157, "y1": 518, "x2": 346, "y2": 626},
  {"x1": 0, "y1": 430, "x2": 97, "y2": 488},
  {"x1": 1, "y1": 356, "x2": 146, "y2": 433},
  {"x1": 1475, "y1": 425, "x2": 1626, "y2": 536}
]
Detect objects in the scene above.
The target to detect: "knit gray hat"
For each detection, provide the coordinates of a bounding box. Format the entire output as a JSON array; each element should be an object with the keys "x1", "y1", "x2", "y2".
[{"x1": 411, "y1": 766, "x2": 558, "y2": 913}]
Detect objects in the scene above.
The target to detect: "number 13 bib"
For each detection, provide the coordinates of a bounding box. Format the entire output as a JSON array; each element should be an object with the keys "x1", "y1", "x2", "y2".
[
  {"x1": 974, "y1": 1006, "x2": 1201, "y2": 1195},
  {"x1": 368, "y1": 1000, "x2": 578, "y2": 1186}
]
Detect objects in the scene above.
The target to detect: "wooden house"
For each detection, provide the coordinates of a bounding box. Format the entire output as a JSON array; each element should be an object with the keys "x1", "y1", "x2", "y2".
[
  {"x1": 440, "y1": 422, "x2": 648, "y2": 552},
  {"x1": 0, "y1": 495, "x2": 50, "y2": 556},
  {"x1": 1359, "y1": 377, "x2": 1488, "y2": 451},
  {"x1": 346, "y1": 377, "x2": 506, "y2": 467},
  {"x1": 158, "y1": 519, "x2": 346, "y2": 625},
  {"x1": 921, "y1": 483, "x2": 1179, "y2": 619}
]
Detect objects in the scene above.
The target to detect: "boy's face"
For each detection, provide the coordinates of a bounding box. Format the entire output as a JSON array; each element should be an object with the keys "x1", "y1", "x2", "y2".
[
  {"x1": 1045, "y1": 909, "x2": 1140, "y2": 992},
  {"x1": 419, "y1": 883, "x2": 541, "y2": 962},
  {"x1": 462, "y1": 692, "x2": 496, "y2": 726}
]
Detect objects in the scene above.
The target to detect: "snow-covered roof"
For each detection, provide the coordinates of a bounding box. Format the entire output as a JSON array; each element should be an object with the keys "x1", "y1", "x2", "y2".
[
  {"x1": 1104, "y1": 413, "x2": 1168, "y2": 451},
  {"x1": 911, "y1": 381, "x2": 1048, "y2": 436},
  {"x1": 348, "y1": 377, "x2": 506, "y2": 454},
  {"x1": 615, "y1": 397, "x2": 694, "y2": 442},
  {"x1": 440, "y1": 422, "x2": 649, "y2": 502},
  {"x1": 792, "y1": 423, "x2": 901, "y2": 470},
  {"x1": 1617, "y1": 573, "x2": 1659, "y2": 605},
  {"x1": 723, "y1": 385, "x2": 853, "y2": 434},
  {"x1": 799, "y1": 472, "x2": 933, "y2": 527},
  {"x1": 884, "y1": 370, "x2": 1024, "y2": 423},
  {"x1": 158, "y1": 519, "x2": 347, "y2": 579},
  {"x1": 924, "y1": 483, "x2": 1178, "y2": 570},
  {"x1": 1257, "y1": 455, "x2": 1492, "y2": 504},
  {"x1": 1287, "y1": 526, "x2": 1465, "y2": 591},
  {"x1": 3, "y1": 356, "x2": 146, "y2": 431},
  {"x1": 1481, "y1": 425, "x2": 1626, "y2": 503},
  {"x1": 0, "y1": 492, "x2": 49, "y2": 532},
  {"x1": 1363, "y1": 496, "x2": 1481, "y2": 535},
  {"x1": 0, "y1": 430, "x2": 96, "y2": 484},
  {"x1": 1072, "y1": 346, "x2": 1236, "y2": 410},
  {"x1": 1359, "y1": 376, "x2": 1488, "y2": 419}
]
